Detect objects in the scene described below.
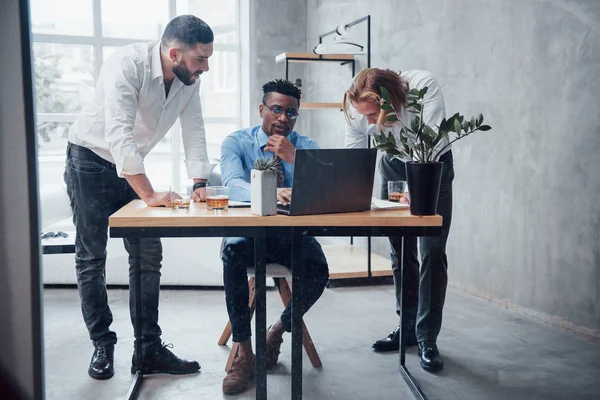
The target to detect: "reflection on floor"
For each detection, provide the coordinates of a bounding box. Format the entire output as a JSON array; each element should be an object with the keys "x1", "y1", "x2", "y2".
[{"x1": 43, "y1": 286, "x2": 600, "y2": 400}]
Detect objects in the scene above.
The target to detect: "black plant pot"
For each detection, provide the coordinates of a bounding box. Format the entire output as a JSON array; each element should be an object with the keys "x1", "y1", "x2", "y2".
[{"x1": 405, "y1": 162, "x2": 444, "y2": 216}]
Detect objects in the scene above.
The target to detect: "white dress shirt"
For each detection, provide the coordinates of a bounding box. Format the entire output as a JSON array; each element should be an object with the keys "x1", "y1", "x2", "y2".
[
  {"x1": 344, "y1": 69, "x2": 450, "y2": 161},
  {"x1": 68, "y1": 40, "x2": 213, "y2": 178}
]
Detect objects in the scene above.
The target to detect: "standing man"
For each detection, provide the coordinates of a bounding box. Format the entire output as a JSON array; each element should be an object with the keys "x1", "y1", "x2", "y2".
[
  {"x1": 65, "y1": 15, "x2": 214, "y2": 380},
  {"x1": 343, "y1": 68, "x2": 454, "y2": 372},
  {"x1": 219, "y1": 79, "x2": 330, "y2": 394}
]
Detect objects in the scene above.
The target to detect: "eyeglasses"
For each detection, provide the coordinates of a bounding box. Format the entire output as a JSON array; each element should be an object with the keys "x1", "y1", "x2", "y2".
[
  {"x1": 41, "y1": 231, "x2": 69, "y2": 239},
  {"x1": 262, "y1": 103, "x2": 299, "y2": 120}
]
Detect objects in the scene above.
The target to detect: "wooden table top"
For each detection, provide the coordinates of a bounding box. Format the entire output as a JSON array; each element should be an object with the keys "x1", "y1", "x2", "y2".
[{"x1": 109, "y1": 200, "x2": 442, "y2": 228}]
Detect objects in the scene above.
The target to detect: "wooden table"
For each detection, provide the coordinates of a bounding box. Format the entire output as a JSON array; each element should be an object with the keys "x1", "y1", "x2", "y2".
[{"x1": 109, "y1": 200, "x2": 442, "y2": 400}]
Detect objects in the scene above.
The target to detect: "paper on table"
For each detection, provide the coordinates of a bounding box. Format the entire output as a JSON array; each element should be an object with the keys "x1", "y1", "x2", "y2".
[
  {"x1": 371, "y1": 197, "x2": 410, "y2": 210},
  {"x1": 228, "y1": 200, "x2": 251, "y2": 208}
]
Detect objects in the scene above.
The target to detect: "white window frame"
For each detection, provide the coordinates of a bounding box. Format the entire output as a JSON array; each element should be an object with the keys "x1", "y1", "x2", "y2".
[{"x1": 33, "y1": 0, "x2": 242, "y2": 185}]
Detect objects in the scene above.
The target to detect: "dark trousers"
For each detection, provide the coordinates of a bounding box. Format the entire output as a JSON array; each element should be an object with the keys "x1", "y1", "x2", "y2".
[
  {"x1": 379, "y1": 150, "x2": 454, "y2": 343},
  {"x1": 64, "y1": 143, "x2": 162, "y2": 352},
  {"x1": 222, "y1": 236, "x2": 329, "y2": 343}
]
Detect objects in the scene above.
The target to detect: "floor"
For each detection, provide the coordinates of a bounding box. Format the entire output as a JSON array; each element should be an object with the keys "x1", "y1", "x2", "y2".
[{"x1": 42, "y1": 285, "x2": 600, "y2": 400}]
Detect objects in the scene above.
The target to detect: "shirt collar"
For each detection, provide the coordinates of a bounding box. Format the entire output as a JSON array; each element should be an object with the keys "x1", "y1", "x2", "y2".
[
  {"x1": 150, "y1": 41, "x2": 164, "y2": 83},
  {"x1": 257, "y1": 127, "x2": 269, "y2": 150}
]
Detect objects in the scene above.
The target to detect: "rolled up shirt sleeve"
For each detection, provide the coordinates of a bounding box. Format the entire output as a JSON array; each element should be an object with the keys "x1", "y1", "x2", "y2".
[
  {"x1": 220, "y1": 135, "x2": 251, "y2": 202},
  {"x1": 180, "y1": 81, "x2": 215, "y2": 179},
  {"x1": 102, "y1": 58, "x2": 144, "y2": 177}
]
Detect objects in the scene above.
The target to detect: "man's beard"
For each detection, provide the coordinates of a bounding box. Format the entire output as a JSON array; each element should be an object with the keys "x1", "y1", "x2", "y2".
[{"x1": 172, "y1": 60, "x2": 201, "y2": 86}]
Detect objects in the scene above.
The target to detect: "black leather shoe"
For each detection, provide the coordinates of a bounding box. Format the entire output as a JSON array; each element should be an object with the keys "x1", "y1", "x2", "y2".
[
  {"x1": 418, "y1": 342, "x2": 444, "y2": 372},
  {"x1": 88, "y1": 344, "x2": 115, "y2": 380},
  {"x1": 372, "y1": 326, "x2": 418, "y2": 352},
  {"x1": 131, "y1": 343, "x2": 200, "y2": 375}
]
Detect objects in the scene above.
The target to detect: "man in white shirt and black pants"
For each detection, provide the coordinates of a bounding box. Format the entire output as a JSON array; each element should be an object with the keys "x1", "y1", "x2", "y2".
[
  {"x1": 65, "y1": 15, "x2": 214, "y2": 380},
  {"x1": 343, "y1": 68, "x2": 454, "y2": 372}
]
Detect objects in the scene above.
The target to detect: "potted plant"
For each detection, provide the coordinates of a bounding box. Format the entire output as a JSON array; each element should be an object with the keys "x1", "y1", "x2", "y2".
[
  {"x1": 251, "y1": 157, "x2": 281, "y2": 216},
  {"x1": 373, "y1": 86, "x2": 491, "y2": 215}
]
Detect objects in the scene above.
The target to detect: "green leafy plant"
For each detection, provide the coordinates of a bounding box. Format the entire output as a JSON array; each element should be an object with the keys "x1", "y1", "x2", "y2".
[{"x1": 372, "y1": 86, "x2": 492, "y2": 162}]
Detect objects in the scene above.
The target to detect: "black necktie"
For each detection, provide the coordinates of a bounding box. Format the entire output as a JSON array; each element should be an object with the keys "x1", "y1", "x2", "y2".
[{"x1": 274, "y1": 155, "x2": 285, "y2": 188}]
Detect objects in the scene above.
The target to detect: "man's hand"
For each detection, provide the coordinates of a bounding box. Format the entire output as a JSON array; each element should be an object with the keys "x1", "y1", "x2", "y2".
[
  {"x1": 192, "y1": 187, "x2": 207, "y2": 202},
  {"x1": 144, "y1": 191, "x2": 175, "y2": 207},
  {"x1": 265, "y1": 135, "x2": 295, "y2": 164},
  {"x1": 123, "y1": 173, "x2": 174, "y2": 207},
  {"x1": 277, "y1": 188, "x2": 292, "y2": 206},
  {"x1": 400, "y1": 191, "x2": 410, "y2": 205}
]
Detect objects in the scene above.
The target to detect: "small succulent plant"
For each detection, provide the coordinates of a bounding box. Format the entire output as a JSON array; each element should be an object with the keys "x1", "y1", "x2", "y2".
[
  {"x1": 253, "y1": 156, "x2": 284, "y2": 183},
  {"x1": 253, "y1": 156, "x2": 280, "y2": 172}
]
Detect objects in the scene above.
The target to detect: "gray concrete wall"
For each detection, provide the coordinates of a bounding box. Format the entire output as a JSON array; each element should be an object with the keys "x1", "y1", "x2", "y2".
[
  {"x1": 305, "y1": 0, "x2": 600, "y2": 333},
  {"x1": 0, "y1": 0, "x2": 45, "y2": 398},
  {"x1": 249, "y1": 0, "x2": 307, "y2": 132}
]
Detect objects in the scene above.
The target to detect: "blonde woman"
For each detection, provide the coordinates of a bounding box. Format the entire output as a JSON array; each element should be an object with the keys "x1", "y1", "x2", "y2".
[{"x1": 343, "y1": 68, "x2": 454, "y2": 372}]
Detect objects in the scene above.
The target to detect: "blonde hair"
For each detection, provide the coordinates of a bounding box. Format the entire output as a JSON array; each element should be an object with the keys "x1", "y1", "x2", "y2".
[{"x1": 343, "y1": 68, "x2": 409, "y2": 126}]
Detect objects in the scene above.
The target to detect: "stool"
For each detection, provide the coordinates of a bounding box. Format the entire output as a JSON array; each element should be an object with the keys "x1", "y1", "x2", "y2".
[{"x1": 217, "y1": 263, "x2": 322, "y2": 371}]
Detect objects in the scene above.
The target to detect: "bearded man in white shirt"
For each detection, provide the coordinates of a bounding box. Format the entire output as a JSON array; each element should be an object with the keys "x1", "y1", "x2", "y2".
[
  {"x1": 343, "y1": 68, "x2": 454, "y2": 373},
  {"x1": 64, "y1": 15, "x2": 214, "y2": 380}
]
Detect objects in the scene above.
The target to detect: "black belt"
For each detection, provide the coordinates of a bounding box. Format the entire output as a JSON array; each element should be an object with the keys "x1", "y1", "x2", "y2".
[{"x1": 67, "y1": 143, "x2": 116, "y2": 169}]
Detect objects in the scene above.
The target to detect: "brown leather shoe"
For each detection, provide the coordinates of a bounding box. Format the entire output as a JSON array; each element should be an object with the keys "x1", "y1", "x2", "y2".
[
  {"x1": 222, "y1": 354, "x2": 255, "y2": 395},
  {"x1": 266, "y1": 331, "x2": 284, "y2": 369}
]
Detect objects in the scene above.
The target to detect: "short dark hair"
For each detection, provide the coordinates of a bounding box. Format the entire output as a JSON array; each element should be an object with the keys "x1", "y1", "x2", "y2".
[
  {"x1": 262, "y1": 79, "x2": 302, "y2": 105},
  {"x1": 161, "y1": 15, "x2": 214, "y2": 48}
]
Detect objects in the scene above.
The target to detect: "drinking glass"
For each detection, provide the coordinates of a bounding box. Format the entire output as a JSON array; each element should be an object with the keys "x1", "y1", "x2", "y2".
[
  {"x1": 206, "y1": 186, "x2": 229, "y2": 212},
  {"x1": 387, "y1": 180, "x2": 407, "y2": 202},
  {"x1": 169, "y1": 185, "x2": 191, "y2": 210}
]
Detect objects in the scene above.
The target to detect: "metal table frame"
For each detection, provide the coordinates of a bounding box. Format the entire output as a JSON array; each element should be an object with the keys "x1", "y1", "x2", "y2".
[{"x1": 110, "y1": 224, "x2": 440, "y2": 400}]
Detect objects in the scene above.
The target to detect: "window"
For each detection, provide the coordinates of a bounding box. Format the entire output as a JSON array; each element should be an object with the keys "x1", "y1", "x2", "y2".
[
  {"x1": 31, "y1": 0, "x2": 93, "y2": 36},
  {"x1": 32, "y1": 0, "x2": 241, "y2": 228},
  {"x1": 33, "y1": 43, "x2": 94, "y2": 115},
  {"x1": 101, "y1": 0, "x2": 169, "y2": 39},
  {"x1": 177, "y1": 0, "x2": 241, "y2": 161}
]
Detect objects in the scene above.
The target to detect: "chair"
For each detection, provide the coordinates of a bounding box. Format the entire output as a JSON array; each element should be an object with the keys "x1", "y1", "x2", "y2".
[{"x1": 217, "y1": 263, "x2": 322, "y2": 371}]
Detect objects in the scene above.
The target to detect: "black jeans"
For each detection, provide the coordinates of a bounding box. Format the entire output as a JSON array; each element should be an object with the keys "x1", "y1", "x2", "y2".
[
  {"x1": 222, "y1": 236, "x2": 329, "y2": 343},
  {"x1": 379, "y1": 150, "x2": 454, "y2": 343},
  {"x1": 64, "y1": 143, "x2": 162, "y2": 352}
]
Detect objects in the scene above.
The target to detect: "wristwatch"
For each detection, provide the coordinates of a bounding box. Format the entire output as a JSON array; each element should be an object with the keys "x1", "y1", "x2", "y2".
[{"x1": 192, "y1": 182, "x2": 207, "y2": 191}]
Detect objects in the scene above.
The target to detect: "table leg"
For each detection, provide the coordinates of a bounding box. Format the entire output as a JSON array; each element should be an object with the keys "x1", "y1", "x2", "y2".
[
  {"x1": 291, "y1": 229, "x2": 303, "y2": 400},
  {"x1": 125, "y1": 237, "x2": 143, "y2": 400},
  {"x1": 398, "y1": 236, "x2": 428, "y2": 400},
  {"x1": 254, "y1": 234, "x2": 267, "y2": 400},
  {"x1": 124, "y1": 372, "x2": 142, "y2": 400}
]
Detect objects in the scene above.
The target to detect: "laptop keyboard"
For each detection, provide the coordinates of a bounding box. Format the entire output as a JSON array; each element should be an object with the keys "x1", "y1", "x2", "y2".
[{"x1": 277, "y1": 202, "x2": 291, "y2": 215}]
